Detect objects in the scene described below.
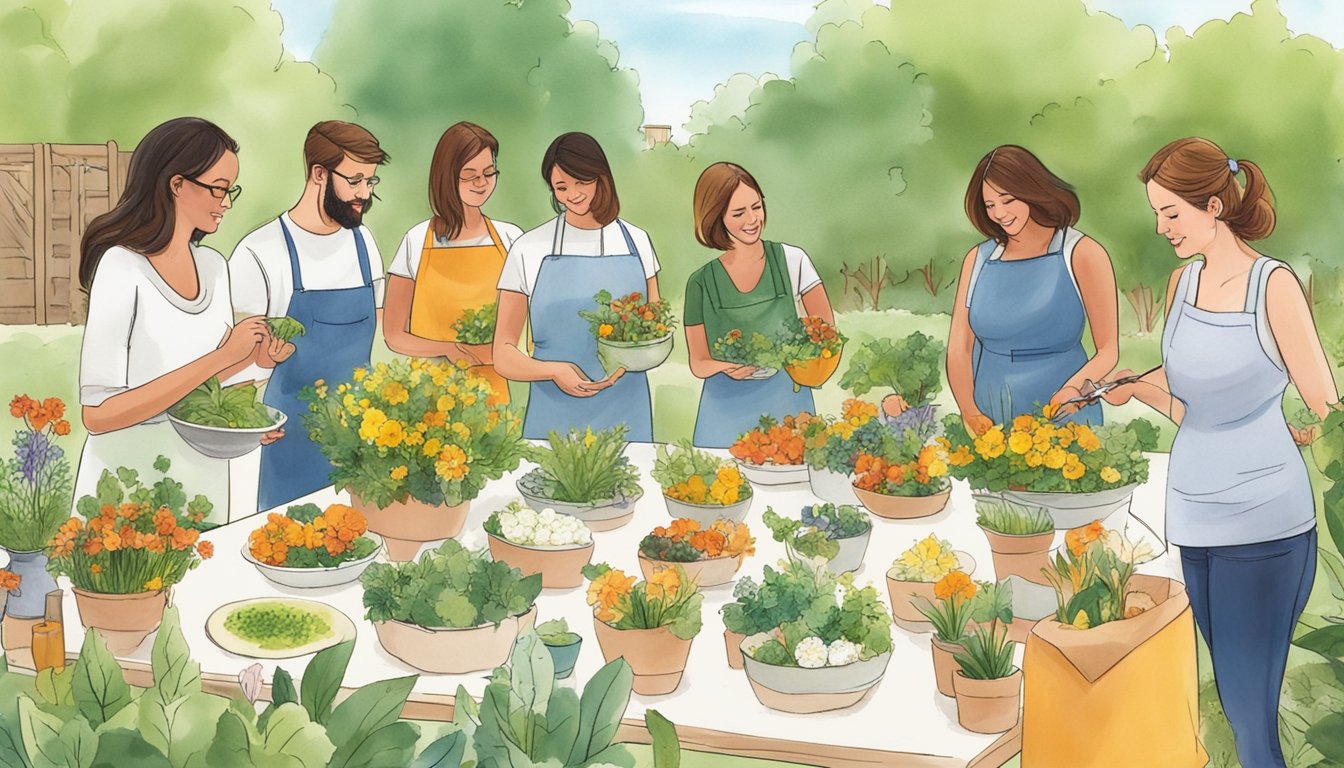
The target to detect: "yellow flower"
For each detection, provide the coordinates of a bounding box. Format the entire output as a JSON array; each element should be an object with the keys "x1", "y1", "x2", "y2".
[
  {"x1": 1012, "y1": 414, "x2": 1038, "y2": 433},
  {"x1": 404, "y1": 429, "x2": 425, "y2": 447},
  {"x1": 422, "y1": 437, "x2": 443, "y2": 457},
  {"x1": 1075, "y1": 425, "x2": 1102, "y2": 452},
  {"x1": 1041, "y1": 403, "x2": 1061, "y2": 420},
  {"x1": 144, "y1": 577, "x2": 164, "y2": 591},
  {"x1": 1043, "y1": 447, "x2": 1068, "y2": 470},
  {"x1": 390, "y1": 465, "x2": 409, "y2": 481},
  {"x1": 352, "y1": 367, "x2": 367, "y2": 382},
  {"x1": 343, "y1": 393, "x2": 360, "y2": 415},
  {"x1": 358, "y1": 408, "x2": 387, "y2": 442},
  {"x1": 1100, "y1": 466, "x2": 1121, "y2": 484},
  {"x1": 1008, "y1": 431, "x2": 1033, "y2": 455},
  {"x1": 947, "y1": 445, "x2": 975, "y2": 467},
  {"x1": 437, "y1": 394, "x2": 456, "y2": 413},
  {"x1": 598, "y1": 323, "x2": 614, "y2": 338},
  {"x1": 435, "y1": 445, "x2": 471, "y2": 481},
  {"x1": 451, "y1": 422, "x2": 473, "y2": 441},
  {"x1": 927, "y1": 458, "x2": 949, "y2": 478},
  {"x1": 646, "y1": 567, "x2": 682, "y2": 602},
  {"x1": 583, "y1": 428, "x2": 597, "y2": 448},
  {"x1": 1070, "y1": 610, "x2": 1091, "y2": 630},
  {"x1": 1062, "y1": 457, "x2": 1086, "y2": 480},
  {"x1": 382, "y1": 381, "x2": 410, "y2": 406},
  {"x1": 587, "y1": 568, "x2": 636, "y2": 623},
  {"x1": 337, "y1": 383, "x2": 350, "y2": 394},
  {"x1": 974, "y1": 427, "x2": 1006, "y2": 460},
  {"x1": 375, "y1": 419, "x2": 406, "y2": 448},
  {"x1": 430, "y1": 366, "x2": 450, "y2": 387},
  {"x1": 1025, "y1": 450, "x2": 1044, "y2": 468}
]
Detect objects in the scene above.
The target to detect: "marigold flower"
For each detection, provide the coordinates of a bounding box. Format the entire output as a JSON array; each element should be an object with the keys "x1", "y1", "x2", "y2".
[
  {"x1": 1066, "y1": 520, "x2": 1106, "y2": 557},
  {"x1": 1062, "y1": 456, "x2": 1086, "y2": 480},
  {"x1": 1100, "y1": 466, "x2": 1121, "y2": 484},
  {"x1": 144, "y1": 577, "x2": 164, "y2": 592},
  {"x1": 586, "y1": 568, "x2": 635, "y2": 621},
  {"x1": 0, "y1": 570, "x2": 20, "y2": 591},
  {"x1": 1008, "y1": 431, "x2": 1033, "y2": 455},
  {"x1": 934, "y1": 570, "x2": 976, "y2": 602},
  {"x1": 390, "y1": 465, "x2": 409, "y2": 481},
  {"x1": 646, "y1": 566, "x2": 684, "y2": 602},
  {"x1": 197, "y1": 541, "x2": 214, "y2": 559},
  {"x1": 435, "y1": 444, "x2": 471, "y2": 481}
]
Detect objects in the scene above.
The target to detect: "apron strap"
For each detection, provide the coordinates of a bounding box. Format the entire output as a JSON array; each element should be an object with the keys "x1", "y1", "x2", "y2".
[
  {"x1": 277, "y1": 216, "x2": 305, "y2": 293},
  {"x1": 614, "y1": 220, "x2": 638, "y2": 257},
  {"x1": 484, "y1": 217, "x2": 505, "y2": 254},
  {"x1": 763, "y1": 240, "x2": 790, "y2": 300},
  {"x1": 551, "y1": 216, "x2": 565, "y2": 255},
  {"x1": 352, "y1": 227, "x2": 373, "y2": 287}
]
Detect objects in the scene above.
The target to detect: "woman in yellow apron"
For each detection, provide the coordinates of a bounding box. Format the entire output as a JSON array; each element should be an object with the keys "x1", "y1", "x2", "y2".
[{"x1": 385, "y1": 121, "x2": 522, "y2": 403}]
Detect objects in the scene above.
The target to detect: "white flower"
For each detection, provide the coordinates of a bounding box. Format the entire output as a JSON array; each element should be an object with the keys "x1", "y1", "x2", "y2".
[
  {"x1": 794, "y1": 636, "x2": 828, "y2": 669},
  {"x1": 826, "y1": 639, "x2": 859, "y2": 666},
  {"x1": 834, "y1": 584, "x2": 848, "y2": 608}
]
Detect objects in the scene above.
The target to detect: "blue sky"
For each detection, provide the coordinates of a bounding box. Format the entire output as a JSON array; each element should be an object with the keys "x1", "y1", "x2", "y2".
[{"x1": 271, "y1": 0, "x2": 1342, "y2": 139}]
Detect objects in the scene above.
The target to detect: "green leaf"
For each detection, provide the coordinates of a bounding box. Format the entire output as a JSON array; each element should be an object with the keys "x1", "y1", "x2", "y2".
[
  {"x1": 202, "y1": 710, "x2": 253, "y2": 768},
  {"x1": 299, "y1": 639, "x2": 354, "y2": 726},
  {"x1": 271, "y1": 668, "x2": 297, "y2": 707},
  {"x1": 35, "y1": 667, "x2": 75, "y2": 708},
  {"x1": 138, "y1": 691, "x2": 228, "y2": 768},
  {"x1": 327, "y1": 722, "x2": 420, "y2": 768},
  {"x1": 535, "y1": 687, "x2": 581, "y2": 762},
  {"x1": 0, "y1": 711, "x2": 31, "y2": 768},
  {"x1": 1295, "y1": 625, "x2": 1344, "y2": 660},
  {"x1": 264, "y1": 317, "x2": 306, "y2": 342},
  {"x1": 411, "y1": 730, "x2": 467, "y2": 768},
  {"x1": 18, "y1": 696, "x2": 71, "y2": 768},
  {"x1": 1320, "y1": 549, "x2": 1344, "y2": 603},
  {"x1": 258, "y1": 703, "x2": 334, "y2": 767},
  {"x1": 94, "y1": 699, "x2": 139, "y2": 735},
  {"x1": 325, "y1": 675, "x2": 417, "y2": 759},
  {"x1": 510, "y1": 634, "x2": 553, "y2": 720},
  {"x1": 152, "y1": 456, "x2": 171, "y2": 474},
  {"x1": 150, "y1": 607, "x2": 200, "y2": 702},
  {"x1": 72, "y1": 630, "x2": 133, "y2": 730},
  {"x1": 89, "y1": 729, "x2": 171, "y2": 768},
  {"x1": 55, "y1": 717, "x2": 97, "y2": 768},
  {"x1": 568, "y1": 659, "x2": 632, "y2": 764},
  {"x1": 1307, "y1": 712, "x2": 1344, "y2": 761},
  {"x1": 645, "y1": 709, "x2": 681, "y2": 768}
]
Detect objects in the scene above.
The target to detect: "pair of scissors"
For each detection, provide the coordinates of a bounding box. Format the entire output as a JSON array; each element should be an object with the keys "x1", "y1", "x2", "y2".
[{"x1": 1051, "y1": 364, "x2": 1163, "y2": 422}]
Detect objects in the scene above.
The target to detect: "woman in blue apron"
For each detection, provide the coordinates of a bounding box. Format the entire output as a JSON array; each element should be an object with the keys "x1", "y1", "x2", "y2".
[
  {"x1": 684, "y1": 162, "x2": 833, "y2": 447},
  {"x1": 492, "y1": 132, "x2": 658, "y2": 441},
  {"x1": 1106, "y1": 138, "x2": 1337, "y2": 768},
  {"x1": 947, "y1": 145, "x2": 1118, "y2": 434}
]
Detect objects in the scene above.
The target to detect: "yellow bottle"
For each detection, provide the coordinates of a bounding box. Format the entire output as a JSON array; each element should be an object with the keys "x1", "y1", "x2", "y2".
[{"x1": 31, "y1": 590, "x2": 64, "y2": 672}]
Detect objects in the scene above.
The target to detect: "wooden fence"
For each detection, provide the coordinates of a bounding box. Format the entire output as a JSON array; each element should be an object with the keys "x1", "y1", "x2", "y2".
[{"x1": 0, "y1": 142, "x2": 131, "y2": 325}]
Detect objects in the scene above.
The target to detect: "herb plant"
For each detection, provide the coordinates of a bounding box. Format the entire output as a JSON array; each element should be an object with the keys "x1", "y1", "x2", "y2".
[
  {"x1": 761, "y1": 504, "x2": 869, "y2": 563},
  {"x1": 0, "y1": 394, "x2": 73, "y2": 552},
  {"x1": 974, "y1": 495, "x2": 1054, "y2": 535},
  {"x1": 712, "y1": 328, "x2": 779, "y2": 368},
  {"x1": 451, "y1": 302, "x2": 497, "y2": 345},
  {"x1": 839, "y1": 332, "x2": 945, "y2": 405},
  {"x1": 264, "y1": 316, "x2": 306, "y2": 342},
  {"x1": 360, "y1": 539, "x2": 542, "y2": 628},
  {"x1": 953, "y1": 624, "x2": 1018, "y2": 680},
  {"x1": 170, "y1": 377, "x2": 274, "y2": 428},
  {"x1": 519, "y1": 425, "x2": 642, "y2": 504}
]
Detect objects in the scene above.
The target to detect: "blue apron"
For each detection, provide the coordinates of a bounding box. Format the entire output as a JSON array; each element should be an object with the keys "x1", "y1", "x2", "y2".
[
  {"x1": 966, "y1": 227, "x2": 1100, "y2": 426},
  {"x1": 522, "y1": 218, "x2": 653, "y2": 442},
  {"x1": 691, "y1": 242, "x2": 813, "y2": 448},
  {"x1": 258, "y1": 218, "x2": 376, "y2": 511}
]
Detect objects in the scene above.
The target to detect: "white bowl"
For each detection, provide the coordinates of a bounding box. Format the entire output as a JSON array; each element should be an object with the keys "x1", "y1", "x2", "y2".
[
  {"x1": 735, "y1": 460, "x2": 809, "y2": 486},
  {"x1": 168, "y1": 406, "x2": 287, "y2": 459},
  {"x1": 242, "y1": 534, "x2": 383, "y2": 589},
  {"x1": 597, "y1": 334, "x2": 674, "y2": 375},
  {"x1": 662, "y1": 493, "x2": 752, "y2": 525}
]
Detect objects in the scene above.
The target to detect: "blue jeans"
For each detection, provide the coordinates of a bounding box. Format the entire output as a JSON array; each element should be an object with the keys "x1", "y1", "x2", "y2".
[{"x1": 1179, "y1": 528, "x2": 1317, "y2": 768}]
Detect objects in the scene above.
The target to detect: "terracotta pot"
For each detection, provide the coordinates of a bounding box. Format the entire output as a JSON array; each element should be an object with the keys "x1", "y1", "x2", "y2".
[
  {"x1": 979, "y1": 525, "x2": 1055, "y2": 585},
  {"x1": 724, "y1": 629, "x2": 746, "y2": 669},
  {"x1": 638, "y1": 554, "x2": 743, "y2": 589},
  {"x1": 592, "y1": 617, "x2": 694, "y2": 695},
  {"x1": 487, "y1": 535, "x2": 593, "y2": 589},
  {"x1": 374, "y1": 606, "x2": 536, "y2": 673},
  {"x1": 350, "y1": 492, "x2": 469, "y2": 561},
  {"x1": 785, "y1": 349, "x2": 842, "y2": 389},
  {"x1": 931, "y1": 637, "x2": 964, "y2": 697},
  {"x1": 953, "y1": 669, "x2": 1023, "y2": 734},
  {"x1": 72, "y1": 588, "x2": 169, "y2": 655},
  {"x1": 885, "y1": 552, "x2": 977, "y2": 628},
  {"x1": 853, "y1": 486, "x2": 951, "y2": 520}
]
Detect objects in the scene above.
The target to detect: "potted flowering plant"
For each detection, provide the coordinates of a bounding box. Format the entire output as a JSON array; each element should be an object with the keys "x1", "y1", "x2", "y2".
[
  {"x1": 637, "y1": 517, "x2": 755, "y2": 587},
  {"x1": 580, "y1": 289, "x2": 677, "y2": 375},
  {"x1": 762, "y1": 503, "x2": 871, "y2": 574},
  {"x1": 851, "y1": 440, "x2": 952, "y2": 519},
  {"x1": 914, "y1": 574, "x2": 1013, "y2": 697},
  {"x1": 302, "y1": 358, "x2": 525, "y2": 560},
  {"x1": 734, "y1": 558, "x2": 894, "y2": 714},
  {"x1": 360, "y1": 538, "x2": 542, "y2": 673},
  {"x1": 942, "y1": 411, "x2": 1159, "y2": 529},
  {"x1": 584, "y1": 562, "x2": 703, "y2": 695},
  {"x1": 729, "y1": 412, "x2": 812, "y2": 485},
  {"x1": 952, "y1": 623, "x2": 1022, "y2": 733},
  {"x1": 885, "y1": 534, "x2": 977, "y2": 627},
  {"x1": 775, "y1": 315, "x2": 844, "y2": 391},
  {"x1": 652, "y1": 441, "x2": 753, "y2": 525},
  {"x1": 243, "y1": 503, "x2": 382, "y2": 589},
  {"x1": 803, "y1": 399, "x2": 887, "y2": 505},
  {"x1": 1041, "y1": 521, "x2": 1156, "y2": 630},
  {"x1": 517, "y1": 425, "x2": 644, "y2": 531},
  {"x1": 46, "y1": 456, "x2": 214, "y2": 653},
  {"x1": 974, "y1": 494, "x2": 1055, "y2": 584},
  {"x1": 484, "y1": 501, "x2": 594, "y2": 588},
  {"x1": 1, "y1": 394, "x2": 72, "y2": 626}
]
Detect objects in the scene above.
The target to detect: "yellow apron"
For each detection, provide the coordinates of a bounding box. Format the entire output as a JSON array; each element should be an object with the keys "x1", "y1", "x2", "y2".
[{"x1": 408, "y1": 218, "x2": 509, "y2": 404}]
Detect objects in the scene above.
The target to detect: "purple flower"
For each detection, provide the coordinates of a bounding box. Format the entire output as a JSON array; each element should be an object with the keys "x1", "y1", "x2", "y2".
[{"x1": 13, "y1": 430, "x2": 62, "y2": 486}]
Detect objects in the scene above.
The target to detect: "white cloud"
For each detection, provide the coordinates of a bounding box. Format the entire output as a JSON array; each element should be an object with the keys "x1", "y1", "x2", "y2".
[{"x1": 668, "y1": 0, "x2": 814, "y2": 25}]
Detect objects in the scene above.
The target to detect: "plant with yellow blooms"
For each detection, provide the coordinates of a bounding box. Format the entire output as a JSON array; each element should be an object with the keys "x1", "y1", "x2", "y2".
[
  {"x1": 1042, "y1": 520, "x2": 1155, "y2": 630},
  {"x1": 582, "y1": 562, "x2": 703, "y2": 640},
  {"x1": 299, "y1": 358, "x2": 524, "y2": 508},
  {"x1": 652, "y1": 440, "x2": 752, "y2": 507}
]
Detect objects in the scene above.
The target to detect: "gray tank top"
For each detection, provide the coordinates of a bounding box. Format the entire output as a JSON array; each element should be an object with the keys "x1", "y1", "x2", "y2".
[{"x1": 1161, "y1": 256, "x2": 1315, "y2": 547}]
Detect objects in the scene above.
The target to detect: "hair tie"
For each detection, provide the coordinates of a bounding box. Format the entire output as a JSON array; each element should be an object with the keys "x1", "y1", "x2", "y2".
[{"x1": 1228, "y1": 158, "x2": 1239, "y2": 174}]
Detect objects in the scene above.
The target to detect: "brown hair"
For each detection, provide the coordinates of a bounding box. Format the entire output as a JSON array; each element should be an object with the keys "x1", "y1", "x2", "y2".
[
  {"x1": 428, "y1": 122, "x2": 500, "y2": 241},
  {"x1": 540, "y1": 132, "x2": 619, "y2": 226},
  {"x1": 303, "y1": 120, "x2": 388, "y2": 175},
  {"x1": 693, "y1": 162, "x2": 766, "y2": 250},
  {"x1": 79, "y1": 117, "x2": 238, "y2": 291},
  {"x1": 963, "y1": 145, "x2": 1080, "y2": 243},
  {"x1": 1139, "y1": 137, "x2": 1275, "y2": 241}
]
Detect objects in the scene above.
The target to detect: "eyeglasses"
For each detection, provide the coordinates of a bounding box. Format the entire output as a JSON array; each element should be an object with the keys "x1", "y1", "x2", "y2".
[
  {"x1": 185, "y1": 177, "x2": 242, "y2": 202},
  {"x1": 460, "y1": 169, "x2": 500, "y2": 185},
  {"x1": 330, "y1": 168, "x2": 381, "y2": 189}
]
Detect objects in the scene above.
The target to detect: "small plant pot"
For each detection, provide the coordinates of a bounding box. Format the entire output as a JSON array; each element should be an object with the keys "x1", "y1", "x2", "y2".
[
  {"x1": 543, "y1": 635, "x2": 583, "y2": 679},
  {"x1": 592, "y1": 617, "x2": 694, "y2": 696},
  {"x1": 351, "y1": 492, "x2": 469, "y2": 562},
  {"x1": 517, "y1": 478, "x2": 643, "y2": 532},
  {"x1": 597, "y1": 333, "x2": 674, "y2": 375},
  {"x1": 885, "y1": 551, "x2": 977, "y2": 628},
  {"x1": 242, "y1": 535, "x2": 384, "y2": 589},
  {"x1": 931, "y1": 637, "x2": 964, "y2": 697},
  {"x1": 979, "y1": 525, "x2": 1055, "y2": 585},
  {"x1": 852, "y1": 486, "x2": 951, "y2": 520},
  {"x1": 487, "y1": 534, "x2": 594, "y2": 589},
  {"x1": 638, "y1": 553, "x2": 744, "y2": 588},
  {"x1": 734, "y1": 460, "x2": 808, "y2": 486},
  {"x1": 374, "y1": 606, "x2": 537, "y2": 674},
  {"x1": 953, "y1": 669, "x2": 1023, "y2": 734},
  {"x1": 741, "y1": 646, "x2": 892, "y2": 714},
  {"x1": 825, "y1": 528, "x2": 872, "y2": 575},
  {"x1": 72, "y1": 588, "x2": 170, "y2": 655},
  {"x1": 808, "y1": 465, "x2": 860, "y2": 506},
  {"x1": 1000, "y1": 485, "x2": 1138, "y2": 530},
  {"x1": 785, "y1": 350, "x2": 842, "y2": 390},
  {"x1": 661, "y1": 493, "x2": 751, "y2": 526},
  {"x1": 724, "y1": 629, "x2": 747, "y2": 669}
]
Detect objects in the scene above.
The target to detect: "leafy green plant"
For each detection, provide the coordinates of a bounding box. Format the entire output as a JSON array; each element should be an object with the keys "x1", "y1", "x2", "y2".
[
  {"x1": 361, "y1": 539, "x2": 543, "y2": 628},
  {"x1": 580, "y1": 289, "x2": 676, "y2": 343},
  {"x1": 264, "y1": 316, "x2": 306, "y2": 342},
  {"x1": 519, "y1": 425, "x2": 642, "y2": 504},
  {"x1": 1042, "y1": 523, "x2": 1153, "y2": 629},
  {"x1": 652, "y1": 440, "x2": 751, "y2": 506},
  {"x1": 534, "y1": 618, "x2": 580, "y2": 646},
  {"x1": 721, "y1": 556, "x2": 837, "y2": 638},
  {"x1": 762, "y1": 504, "x2": 869, "y2": 563},
  {"x1": 0, "y1": 393, "x2": 73, "y2": 552},
  {"x1": 739, "y1": 563, "x2": 893, "y2": 668},
  {"x1": 169, "y1": 377, "x2": 274, "y2": 428},
  {"x1": 839, "y1": 333, "x2": 945, "y2": 405},
  {"x1": 712, "y1": 328, "x2": 780, "y2": 368},
  {"x1": 913, "y1": 571, "x2": 977, "y2": 644},
  {"x1": 802, "y1": 400, "x2": 890, "y2": 474},
  {"x1": 451, "y1": 303, "x2": 497, "y2": 345},
  {"x1": 974, "y1": 495, "x2": 1053, "y2": 535},
  {"x1": 952, "y1": 624, "x2": 1017, "y2": 680}
]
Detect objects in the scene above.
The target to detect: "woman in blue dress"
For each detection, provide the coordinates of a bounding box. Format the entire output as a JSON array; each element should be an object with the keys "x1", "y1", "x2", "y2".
[
  {"x1": 946, "y1": 145, "x2": 1119, "y2": 435},
  {"x1": 1105, "y1": 137, "x2": 1337, "y2": 768}
]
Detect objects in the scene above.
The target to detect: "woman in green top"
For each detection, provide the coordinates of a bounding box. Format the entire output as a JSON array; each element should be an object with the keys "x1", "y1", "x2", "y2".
[{"x1": 685, "y1": 162, "x2": 835, "y2": 447}]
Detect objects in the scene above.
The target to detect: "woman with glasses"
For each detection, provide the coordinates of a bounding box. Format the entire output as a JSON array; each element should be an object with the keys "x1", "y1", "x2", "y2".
[
  {"x1": 946, "y1": 145, "x2": 1119, "y2": 434},
  {"x1": 493, "y1": 132, "x2": 660, "y2": 441},
  {"x1": 229, "y1": 120, "x2": 389, "y2": 511},
  {"x1": 76, "y1": 117, "x2": 286, "y2": 524},
  {"x1": 384, "y1": 121, "x2": 522, "y2": 404}
]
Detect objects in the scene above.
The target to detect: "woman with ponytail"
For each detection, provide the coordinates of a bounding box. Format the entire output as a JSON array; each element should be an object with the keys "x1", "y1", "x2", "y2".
[{"x1": 1104, "y1": 137, "x2": 1338, "y2": 768}]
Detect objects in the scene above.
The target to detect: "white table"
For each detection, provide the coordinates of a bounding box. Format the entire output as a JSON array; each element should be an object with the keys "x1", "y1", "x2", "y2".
[{"x1": 40, "y1": 447, "x2": 1180, "y2": 767}]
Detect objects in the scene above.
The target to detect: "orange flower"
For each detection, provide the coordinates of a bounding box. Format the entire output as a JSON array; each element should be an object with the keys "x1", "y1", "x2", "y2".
[
  {"x1": 688, "y1": 530, "x2": 727, "y2": 558},
  {"x1": 145, "y1": 534, "x2": 165, "y2": 555},
  {"x1": 53, "y1": 420, "x2": 71, "y2": 436},
  {"x1": 170, "y1": 526, "x2": 199, "y2": 551},
  {"x1": 89, "y1": 564, "x2": 101, "y2": 575},
  {"x1": 0, "y1": 570, "x2": 20, "y2": 591},
  {"x1": 196, "y1": 540, "x2": 214, "y2": 559},
  {"x1": 934, "y1": 570, "x2": 977, "y2": 602},
  {"x1": 1066, "y1": 520, "x2": 1106, "y2": 557},
  {"x1": 665, "y1": 517, "x2": 701, "y2": 540},
  {"x1": 154, "y1": 507, "x2": 177, "y2": 536},
  {"x1": 645, "y1": 566, "x2": 683, "y2": 602},
  {"x1": 586, "y1": 568, "x2": 636, "y2": 623},
  {"x1": 144, "y1": 577, "x2": 163, "y2": 592},
  {"x1": 82, "y1": 536, "x2": 103, "y2": 557},
  {"x1": 8, "y1": 395, "x2": 30, "y2": 418}
]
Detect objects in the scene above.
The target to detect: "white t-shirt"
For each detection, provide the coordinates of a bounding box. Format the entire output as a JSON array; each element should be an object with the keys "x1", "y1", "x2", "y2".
[
  {"x1": 779, "y1": 243, "x2": 823, "y2": 298},
  {"x1": 497, "y1": 217, "x2": 660, "y2": 296},
  {"x1": 229, "y1": 212, "x2": 385, "y2": 317},
  {"x1": 79, "y1": 245, "x2": 235, "y2": 415},
  {"x1": 389, "y1": 218, "x2": 524, "y2": 280}
]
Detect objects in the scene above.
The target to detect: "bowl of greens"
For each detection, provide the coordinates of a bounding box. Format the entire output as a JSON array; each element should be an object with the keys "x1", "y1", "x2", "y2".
[{"x1": 167, "y1": 377, "x2": 286, "y2": 459}]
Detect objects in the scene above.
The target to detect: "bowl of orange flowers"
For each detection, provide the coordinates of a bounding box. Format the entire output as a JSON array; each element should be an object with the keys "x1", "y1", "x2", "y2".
[
  {"x1": 580, "y1": 289, "x2": 678, "y2": 376},
  {"x1": 244, "y1": 503, "x2": 382, "y2": 589},
  {"x1": 776, "y1": 316, "x2": 844, "y2": 391},
  {"x1": 730, "y1": 413, "x2": 812, "y2": 486},
  {"x1": 652, "y1": 441, "x2": 753, "y2": 525},
  {"x1": 851, "y1": 442, "x2": 953, "y2": 520},
  {"x1": 637, "y1": 518, "x2": 755, "y2": 588}
]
